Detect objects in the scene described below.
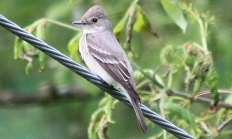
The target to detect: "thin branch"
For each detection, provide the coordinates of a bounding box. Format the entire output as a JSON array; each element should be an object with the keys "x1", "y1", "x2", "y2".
[
  {"x1": 167, "y1": 89, "x2": 232, "y2": 109},
  {"x1": 26, "y1": 18, "x2": 81, "y2": 32},
  {"x1": 217, "y1": 115, "x2": 232, "y2": 132}
]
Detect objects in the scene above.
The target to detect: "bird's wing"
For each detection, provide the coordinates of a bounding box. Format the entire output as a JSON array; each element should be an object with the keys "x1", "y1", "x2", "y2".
[{"x1": 85, "y1": 33, "x2": 140, "y2": 101}]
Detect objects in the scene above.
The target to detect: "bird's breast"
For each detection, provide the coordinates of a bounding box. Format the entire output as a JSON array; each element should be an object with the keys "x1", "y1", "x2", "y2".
[{"x1": 79, "y1": 34, "x2": 116, "y2": 85}]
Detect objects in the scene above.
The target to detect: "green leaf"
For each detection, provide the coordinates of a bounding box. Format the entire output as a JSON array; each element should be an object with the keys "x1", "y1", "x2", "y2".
[
  {"x1": 161, "y1": 0, "x2": 187, "y2": 33},
  {"x1": 113, "y1": 11, "x2": 129, "y2": 37},
  {"x1": 113, "y1": 0, "x2": 138, "y2": 37},
  {"x1": 68, "y1": 33, "x2": 82, "y2": 62},
  {"x1": 184, "y1": 56, "x2": 196, "y2": 68},
  {"x1": 36, "y1": 24, "x2": 46, "y2": 71},
  {"x1": 104, "y1": 94, "x2": 115, "y2": 123},
  {"x1": 88, "y1": 108, "x2": 104, "y2": 139},
  {"x1": 193, "y1": 78, "x2": 202, "y2": 94},
  {"x1": 164, "y1": 102, "x2": 196, "y2": 127},
  {"x1": 88, "y1": 94, "x2": 115, "y2": 139},
  {"x1": 140, "y1": 69, "x2": 163, "y2": 89},
  {"x1": 133, "y1": 5, "x2": 158, "y2": 37},
  {"x1": 160, "y1": 45, "x2": 175, "y2": 64},
  {"x1": 134, "y1": 70, "x2": 143, "y2": 83},
  {"x1": 36, "y1": 23, "x2": 45, "y2": 41},
  {"x1": 38, "y1": 51, "x2": 45, "y2": 71},
  {"x1": 14, "y1": 37, "x2": 23, "y2": 59},
  {"x1": 99, "y1": 94, "x2": 108, "y2": 107},
  {"x1": 206, "y1": 66, "x2": 219, "y2": 102},
  {"x1": 25, "y1": 61, "x2": 33, "y2": 75}
]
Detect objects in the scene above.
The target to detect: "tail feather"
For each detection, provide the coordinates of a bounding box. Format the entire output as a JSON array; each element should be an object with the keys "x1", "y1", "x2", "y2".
[
  {"x1": 130, "y1": 96, "x2": 147, "y2": 133},
  {"x1": 119, "y1": 84, "x2": 147, "y2": 133}
]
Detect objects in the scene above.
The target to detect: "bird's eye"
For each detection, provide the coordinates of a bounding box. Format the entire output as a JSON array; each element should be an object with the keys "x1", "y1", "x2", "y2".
[{"x1": 92, "y1": 18, "x2": 98, "y2": 23}]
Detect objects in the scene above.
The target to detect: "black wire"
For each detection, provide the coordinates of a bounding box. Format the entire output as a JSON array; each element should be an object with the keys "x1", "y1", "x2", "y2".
[{"x1": 0, "y1": 14, "x2": 195, "y2": 139}]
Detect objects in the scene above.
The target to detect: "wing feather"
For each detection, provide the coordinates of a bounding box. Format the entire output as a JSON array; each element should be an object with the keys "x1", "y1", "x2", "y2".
[{"x1": 86, "y1": 33, "x2": 139, "y2": 100}]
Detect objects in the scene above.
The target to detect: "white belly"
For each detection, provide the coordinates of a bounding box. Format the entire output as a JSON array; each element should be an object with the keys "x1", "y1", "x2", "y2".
[{"x1": 79, "y1": 35, "x2": 116, "y2": 85}]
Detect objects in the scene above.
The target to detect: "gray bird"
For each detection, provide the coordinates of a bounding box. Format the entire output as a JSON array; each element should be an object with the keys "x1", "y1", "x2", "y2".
[{"x1": 73, "y1": 5, "x2": 147, "y2": 133}]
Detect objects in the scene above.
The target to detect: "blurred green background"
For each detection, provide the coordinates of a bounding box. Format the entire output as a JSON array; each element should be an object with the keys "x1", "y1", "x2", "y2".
[{"x1": 0, "y1": 0, "x2": 232, "y2": 139}]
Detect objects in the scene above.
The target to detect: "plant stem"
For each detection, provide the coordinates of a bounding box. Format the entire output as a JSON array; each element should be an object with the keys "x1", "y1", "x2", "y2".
[
  {"x1": 45, "y1": 18, "x2": 81, "y2": 31},
  {"x1": 197, "y1": 18, "x2": 208, "y2": 55}
]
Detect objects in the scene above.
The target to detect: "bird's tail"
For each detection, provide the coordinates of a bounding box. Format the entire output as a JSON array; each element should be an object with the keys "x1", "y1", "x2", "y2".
[{"x1": 129, "y1": 93, "x2": 147, "y2": 133}]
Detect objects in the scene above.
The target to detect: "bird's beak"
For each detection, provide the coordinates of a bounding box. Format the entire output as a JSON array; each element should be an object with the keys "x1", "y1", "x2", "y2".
[{"x1": 72, "y1": 20, "x2": 86, "y2": 25}]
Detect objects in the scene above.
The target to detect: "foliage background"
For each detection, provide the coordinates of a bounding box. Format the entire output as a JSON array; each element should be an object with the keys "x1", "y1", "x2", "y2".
[{"x1": 0, "y1": 0, "x2": 232, "y2": 139}]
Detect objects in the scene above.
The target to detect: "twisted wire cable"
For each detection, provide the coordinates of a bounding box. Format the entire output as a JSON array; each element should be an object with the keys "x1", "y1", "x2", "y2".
[{"x1": 0, "y1": 14, "x2": 195, "y2": 139}]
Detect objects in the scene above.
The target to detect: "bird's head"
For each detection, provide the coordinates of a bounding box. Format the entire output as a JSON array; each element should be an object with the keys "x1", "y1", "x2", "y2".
[{"x1": 73, "y1": 5, "x2": 112, "y2": 33}]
